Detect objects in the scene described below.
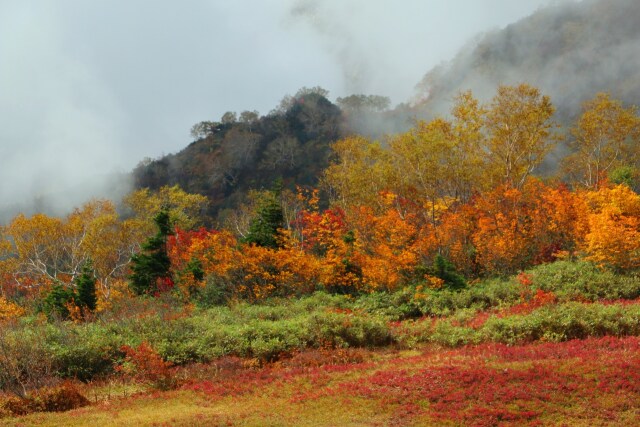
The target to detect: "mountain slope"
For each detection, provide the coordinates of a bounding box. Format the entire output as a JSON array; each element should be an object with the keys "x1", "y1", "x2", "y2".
[
  {"x1": 414, "y1": 0, "x2": 640, "y2": 121},
  {"x1": 133, "y1": 90, "x2": 343, "y2": 221},
  {"x1": 133, "y1": 0, "x2": 640, "y2": 222}
]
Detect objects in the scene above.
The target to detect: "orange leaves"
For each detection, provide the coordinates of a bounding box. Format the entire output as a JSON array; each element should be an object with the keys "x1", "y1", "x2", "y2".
[
  {"x1": 168, "y1": 228, "x2": 237, "y2": 294},
  {"x1": 434, "y1": 179, "x2": 586, "y2": 276},
  {"x1": 168, "y1": 226, "x2": 326, "y2": 300},
  {"x1": 350, "y1": 202, "x2": 420, "y2": 291},
  {"x1": 0, "y1": 296, "x2": 25, "y2": 323},
  {"x1": 583, "y1": 184, "x2": 640, "y2": 270}
]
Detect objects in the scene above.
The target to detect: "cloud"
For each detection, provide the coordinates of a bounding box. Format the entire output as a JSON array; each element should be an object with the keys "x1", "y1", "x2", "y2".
[
  {"x1": 0, "y1": 0, "x2": 552, "y2": 217},
  {"x1": 0, "y1": 2, "x2": 128, "y2": 216}
]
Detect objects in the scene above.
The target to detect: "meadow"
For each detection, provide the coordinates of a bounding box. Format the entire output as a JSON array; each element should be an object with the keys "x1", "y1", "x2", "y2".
[{"x1": 2, "y1": 260, "x2": 640, "y2": 425}]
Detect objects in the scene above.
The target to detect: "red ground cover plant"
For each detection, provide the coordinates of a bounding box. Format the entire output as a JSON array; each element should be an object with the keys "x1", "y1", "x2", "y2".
[{"x1": 290, "y1": 336, "x2": 640, "y2": 426}]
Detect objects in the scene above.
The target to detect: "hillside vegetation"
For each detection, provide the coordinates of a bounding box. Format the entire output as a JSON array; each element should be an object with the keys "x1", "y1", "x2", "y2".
[
  {"x1": 2, "y1": 82, "x2": 640, "y2": 424},
  {"x1": 2, "y1": 0, "x2": 640, "y2": 424},
  {"x1": 134, "y1": 0, "x2": 640, "y2": 224}
]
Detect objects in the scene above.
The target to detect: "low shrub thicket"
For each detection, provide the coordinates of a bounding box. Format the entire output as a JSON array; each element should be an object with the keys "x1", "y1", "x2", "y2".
[
  {"x1": 0, "y1": 381, "x2": 88, "y2": 416},
  {"x1": 528, "y1": 260, "x2": 640, "y2": 301},
  {"x1": 3, "y1": 260, "x2": 640, "y2": 400}
]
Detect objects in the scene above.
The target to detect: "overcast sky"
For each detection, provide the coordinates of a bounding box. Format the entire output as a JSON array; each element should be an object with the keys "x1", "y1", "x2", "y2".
[{"x1": 0, "y1": 0, "x2": 555, "y2": 210}]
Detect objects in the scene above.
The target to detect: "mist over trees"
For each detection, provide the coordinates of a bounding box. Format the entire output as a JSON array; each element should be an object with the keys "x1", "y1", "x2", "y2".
[
  {"x1": 413, "y1": 0, "x2": 640, "y2": 122},
  {"x1": 133, "y1": 87, "x2": 343, "y2": 223}
]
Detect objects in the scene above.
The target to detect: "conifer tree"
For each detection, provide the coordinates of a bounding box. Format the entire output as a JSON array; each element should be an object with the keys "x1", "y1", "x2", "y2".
[
  {"x1": 75, "y1": 260, "x2": 97, "y2": 312},
  {"x1": 42, "y1": 283, "x2": 76, "y2": 320},
  {"x1": 129, "y1": 208, "x2": 174, "y2": 295},
  {"x1": 243, "y1": 183, "x2": 284, "y2": 249},
  {"x1": 433, "y1": 254, "x2": 467, "y2": 291}
]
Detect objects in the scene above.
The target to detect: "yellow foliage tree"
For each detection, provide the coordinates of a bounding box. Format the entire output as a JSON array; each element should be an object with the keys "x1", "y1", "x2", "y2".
[
  {"x1": 563, "y1": 93, "x2": 640, "y2": 189},
  {"x1": 322, "y1": 136, "x2": 391, "y2": 213},
  {"x1": 124, "y1": 185, "x2": 209, "y2": 236},
  {"x1": 0, "y1": 296, "x2": 25, "y2": 322},
  {"x1": 484, "y1": 84, "x2": 559, "y2": 188}
]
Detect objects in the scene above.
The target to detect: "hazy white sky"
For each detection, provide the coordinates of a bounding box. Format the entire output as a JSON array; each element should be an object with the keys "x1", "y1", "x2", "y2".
[{"x1": 0, "y1": 0, "x2": 555, "y2": 207}]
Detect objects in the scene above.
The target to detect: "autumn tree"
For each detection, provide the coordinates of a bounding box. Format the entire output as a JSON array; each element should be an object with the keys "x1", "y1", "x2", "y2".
[
  {"x1": 484, "y1": 84, "x2": 559, "y2": 188},
  {"x1": 239, "y1": 110, "x2": 259, "y2": 131},
  {"x1": 168, "y1": 228, "x2": 238, "y2": 297},
  {"x1": 221, "y1": 111, "x2": 237, "y2": 124},
  {"x1": 388, "y1": 119, "x2": 467, "y2": 223},
  {"x1": 563, "y1": 93, "x2": 640, "y2": 189},
  {"x1": 470, "y1": 179, "x2": 584, "y2": 275},
  {"x1": 123, "y1": 185, "x2": 208, "y2": 236},
  {"x1": 449, "y1": 91, "x2": 488, "y2": 201},
  {"x1": 189, "y1": 121, "x2": 220, "y2": 140},
  {"x1": 349, "y1": 193, "x2": 421, "y2": 291},
  {"x1": 0, "y1": 200, "x2": 135, "y2": 294},
  {"x1": 322, "y1": 135, "x2": 390, "y2": 213},
  {"x1": 583, "y1": 184, "x2": 640, "y2": 271}
]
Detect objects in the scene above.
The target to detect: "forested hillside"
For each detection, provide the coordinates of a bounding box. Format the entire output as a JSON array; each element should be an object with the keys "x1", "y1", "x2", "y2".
[
  {"x1": 133, "y1": 88, "x2": 343, "y2": 222},
  {"x1": 134, "y1": 0, "x2": 640, "y2": 224}
]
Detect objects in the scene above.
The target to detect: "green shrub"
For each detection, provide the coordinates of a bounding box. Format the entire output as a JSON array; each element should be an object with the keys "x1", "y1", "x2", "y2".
[
  {"x1": 430, "y1": 320, "x2": 477, "y2": 347},
  {"x1": 307, "y1": 311, "x2": 394, "y2": 348},
  {"x1": 354, "y1": 287, "x2": 422, "y2": 320},
  {"x1": 529, "y1": 260, "x2": 640, "y2": 301},
  {"x1": 482, "y1": 302, "x2": 640, "y2": 344},
  {"x1": 44, "y1": 322, "x2": 123, "y2": 381},
  {"x1": 194, "y1": 275, "x2": 235, "y2": 308}
]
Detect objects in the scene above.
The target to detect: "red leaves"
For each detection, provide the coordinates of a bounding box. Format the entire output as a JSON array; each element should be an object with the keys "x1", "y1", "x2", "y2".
[
  {"x1": 117, "y1": 342, "x2": 176, "y2": 390},
  {"x1": 291, "y1": 336, "x2": 640, "y2": 425}
]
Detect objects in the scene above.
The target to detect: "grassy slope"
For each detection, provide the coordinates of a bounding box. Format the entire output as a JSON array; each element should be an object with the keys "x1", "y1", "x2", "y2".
[
  {"x1": 3, "y1": 260, "x2": 640, "y2": 425},
  {"x1": 3, "y1": 336, "x2": 640, "y2": 426}
]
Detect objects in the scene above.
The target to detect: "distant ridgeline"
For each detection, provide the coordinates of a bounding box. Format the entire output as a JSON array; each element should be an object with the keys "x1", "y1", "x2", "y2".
[{"x1": 413, "y1": 0, "x2": 640, "y2": 121}]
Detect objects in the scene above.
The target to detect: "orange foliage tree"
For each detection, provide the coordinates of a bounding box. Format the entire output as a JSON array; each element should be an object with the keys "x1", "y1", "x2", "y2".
[
  {"x1": 434, "y1": 179, "x2": 584, "y2": 276},
  {"x1": 472, "y1": 180, "x2": 584, "y2": 275},
  {"x1": 582, "y1": 184, "x2": 640, "y2": 271},
  {"x1": 346, "y1": 193, "x2": 421, "y2": 291}
]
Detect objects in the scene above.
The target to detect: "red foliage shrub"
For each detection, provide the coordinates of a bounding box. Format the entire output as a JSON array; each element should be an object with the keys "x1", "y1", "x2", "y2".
[
  {"x1": 38, "y1": 381, "x2": 90, "y2": 412},
  {"x1": 117, "y1": 342, "x2": 176, "y2": 390},
  {"x1": 0, "y1": 381, "x2": 89, "y2": 416}
]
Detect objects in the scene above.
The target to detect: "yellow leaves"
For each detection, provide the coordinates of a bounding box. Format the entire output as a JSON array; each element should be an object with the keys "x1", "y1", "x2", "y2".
[
  {"x1": 325, "y1": 85, "x2": 559, "y2": 224},
  {"x1": 322, "y1": 136, "x2": 391, "y2": 213},
  {"x1": 424, "y1": 275, "x2": 445, "y2": 290},
  {"x1": 95, "y1": 279, "x2": 132, "y2": 313},
  {"x1": 1, "y1": 199, "x2": 142, "y2": 295},
  {"x1": 124, "y1": 185, "x2": 208, "y2": 234},
  {"x1": 0, "y1": 296, "x2": 25, "y2": 322},
  {"x1": 484, "y1": 83, "x2": 559, "y2": 188},
  {"x1": 563, "y1": 93, "x2": 640, "y2": 189}
]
